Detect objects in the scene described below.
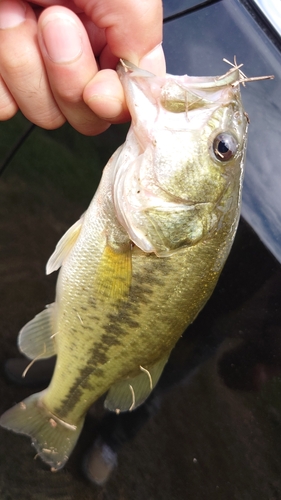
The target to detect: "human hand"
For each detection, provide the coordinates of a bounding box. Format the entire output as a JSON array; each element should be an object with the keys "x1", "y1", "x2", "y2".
[{"x1": 0, "y1": 0, "x2": 165, "y2": 134}]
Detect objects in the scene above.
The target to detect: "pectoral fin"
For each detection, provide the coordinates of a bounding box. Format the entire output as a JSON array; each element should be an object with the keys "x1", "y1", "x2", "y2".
[
  {"x1": 95, "y1": 244, "x2": 132, "y2": 301},
  {"x1": 18, "y1": 303, "x2": 57, "y2": 360},
  {"x1": 46, "y1": 217, "x2": 83, "y2": 275},
  {"x1": 104, "y1": 354, "x2": 169, "y2": 412}
]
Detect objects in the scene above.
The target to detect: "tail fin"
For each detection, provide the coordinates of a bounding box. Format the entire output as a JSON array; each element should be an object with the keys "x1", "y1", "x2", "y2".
[{"x1": 0, "y1": 391, "x2": 84, "y2": 470}]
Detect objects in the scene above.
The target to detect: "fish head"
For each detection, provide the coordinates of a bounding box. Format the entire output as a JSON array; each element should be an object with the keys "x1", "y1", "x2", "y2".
[{"x1": 113, "y1": 61, "x2": 249, "y2": 256}]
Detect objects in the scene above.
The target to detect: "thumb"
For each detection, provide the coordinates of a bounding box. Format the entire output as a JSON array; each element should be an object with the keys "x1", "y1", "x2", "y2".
[{"x1": 72, "y1": 0, "x2": 166, "y2": 74}]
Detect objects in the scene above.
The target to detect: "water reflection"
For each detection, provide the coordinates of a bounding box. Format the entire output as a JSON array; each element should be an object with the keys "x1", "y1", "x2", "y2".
[
  {"x1": 250, "y1": 0, "x2": 281, "y2": 38},
  {"x1": 163, "y1": 0, "x2": 281, "y2": 262}
]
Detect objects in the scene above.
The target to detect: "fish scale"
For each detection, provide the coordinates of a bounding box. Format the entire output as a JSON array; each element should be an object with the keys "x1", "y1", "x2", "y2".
[
  {"x1": 50, "y1": 236, "x2": 224, "y2": 424},
  {"x1": 0, "y1": 60, "x2": 248, "y2": 470}
]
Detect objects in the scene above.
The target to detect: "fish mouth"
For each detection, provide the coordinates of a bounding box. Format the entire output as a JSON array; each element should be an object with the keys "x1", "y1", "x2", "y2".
[
  {"x1": 118, "y1": 59, "x2": 242, "y2": 123},
  {"x1": 118, "y1": 59, "x2": 241, "y2": 89}
]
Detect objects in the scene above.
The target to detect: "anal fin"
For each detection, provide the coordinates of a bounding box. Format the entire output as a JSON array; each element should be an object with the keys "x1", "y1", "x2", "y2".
[
  {"x1": 104, "y1": 354, "x2": 169, "y2": 412},
  {"x1": 18, "y1": 303, "x2": 57, "y2": 360},
  {"x1": 95, "y1": 244, "x2": 132, "y2": 302}
]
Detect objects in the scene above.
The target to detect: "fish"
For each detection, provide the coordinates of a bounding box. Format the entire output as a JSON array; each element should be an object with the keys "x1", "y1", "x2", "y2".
[{"x1": 0, "y1": 60, "x2": 248, "y2": 470}]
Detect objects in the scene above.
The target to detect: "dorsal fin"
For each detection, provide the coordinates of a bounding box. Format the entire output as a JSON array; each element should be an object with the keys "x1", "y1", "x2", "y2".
[{"x1": 46, "y1": 217, "x2": 83, "y2": 275}]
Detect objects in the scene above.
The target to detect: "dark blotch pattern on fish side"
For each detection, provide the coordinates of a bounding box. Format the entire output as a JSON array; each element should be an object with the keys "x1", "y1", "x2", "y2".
[
  {"x1": 56, "y1": 365, "x2": 106, "y2": 417},
  {"x1": 54, "y1": 362, "x2": 106, "y2": 418},
  {"x1": 55, "y1": 254, "x2": 173, "y2": 419},
  {"x1": 105, "y1": 309, "x2": 140, "y2": 330},
  {"x1": 119, "y1": 314, "x2": 140, "y2": 329},
  {"x1": 128, "y1": 283, "x2": 154, "y2": 306},
  {"x1": 89, "y1": 346, "x2": 108, "y2": 365},
  {"x1": 102, "y1": 320, "x2": 129, "y2": 338},
  {"x1": 56, "y1": 386, "x2": 84, "y2": 417},
  {"x1": 101, "y1": 311, "x2": 139, "y2": 341},
  {"x1": 99, "y1": 332, "x2": 122, "y2": 348},
  {"x1": 53, "y1": 331, "x2": 124, "y2": 417},
  {"x1": 133, "y1": 271, "x2": 165, "y2": 289},
  {"x1": 99, "y1": 257, "x2": 172, "y2": 342}
]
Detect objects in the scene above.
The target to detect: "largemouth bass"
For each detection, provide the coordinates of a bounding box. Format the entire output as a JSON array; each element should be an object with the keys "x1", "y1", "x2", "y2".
[{"x1": 0, "y1": 60, "x2": 248, "y2": 470}]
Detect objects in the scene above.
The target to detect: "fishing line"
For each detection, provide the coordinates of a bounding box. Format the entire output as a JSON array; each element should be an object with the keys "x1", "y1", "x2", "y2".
[
  {"x1": 0, "y1": 122, "x2": 35, "y2": 177},
  {"x1": 163, "y1": 0, "x2": 222, "y2": 24}
]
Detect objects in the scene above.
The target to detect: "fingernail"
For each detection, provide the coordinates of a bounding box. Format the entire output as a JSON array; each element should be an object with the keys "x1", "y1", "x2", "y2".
[
  {"x1": 139, "y1": 44, "x2": 166, "y2": 77},
  {"x1": 0, "y1": 0, "x2": 26, "y2": 29},
  {"x1": 41, "y1": 14, "x2": 82, "y2": 64}
]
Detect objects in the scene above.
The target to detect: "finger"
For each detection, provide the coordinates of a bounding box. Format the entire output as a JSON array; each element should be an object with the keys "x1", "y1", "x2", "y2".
[
  {"x1": 37, "y1": 6, "x2": 111, "y2": 135},
  {"x1": 72, "y1": 0, "x2": 166, "y2": 74},
  {"x1": 0, "y1": 0, "x2": 65, "y2": 128},
  {"x1": 26, "y1": 0, "x2": 82, "y2": 13},
  {"x1": 81, "y1": 0, "x2": 165, "y2": 122},
  {"x1": 23, "y1": 0, "x2": 165, "y2": 74},
  {"x1": 0, "y1": 75, "x2": 18, "y2": 120},
  {"x1": 83, "y1": 69, "x2": 130, "y2": 123}
]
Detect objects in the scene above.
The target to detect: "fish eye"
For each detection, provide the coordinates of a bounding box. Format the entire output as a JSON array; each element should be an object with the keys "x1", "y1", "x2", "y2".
[{"x1": 213, "y1": 132, "x2": 238, "y2": 161}]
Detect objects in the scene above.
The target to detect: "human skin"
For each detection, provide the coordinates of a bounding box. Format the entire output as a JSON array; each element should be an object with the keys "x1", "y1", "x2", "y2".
[{"x1": 0, "y1": 0, "x2": 165, "y2": 134}]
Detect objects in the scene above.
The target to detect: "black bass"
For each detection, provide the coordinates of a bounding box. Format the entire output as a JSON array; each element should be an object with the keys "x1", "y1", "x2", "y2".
[{"x1": 0, "y1": 60, "x2": 248, "y2": 470}]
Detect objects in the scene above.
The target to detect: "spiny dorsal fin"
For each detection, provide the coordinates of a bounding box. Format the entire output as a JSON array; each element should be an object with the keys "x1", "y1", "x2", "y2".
[
  {"x1": 46, "y1": 217, "x2": 83, "y2": 275},
  {"x1": 104, "y1": 354, "x2": 169, "y2": 412},
  {"x1": 18, "y1": 304, "x2": 57, "y2": 360},
  {"x1": 94, "y1": 244, "x2": 132, "y2": 302}
]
